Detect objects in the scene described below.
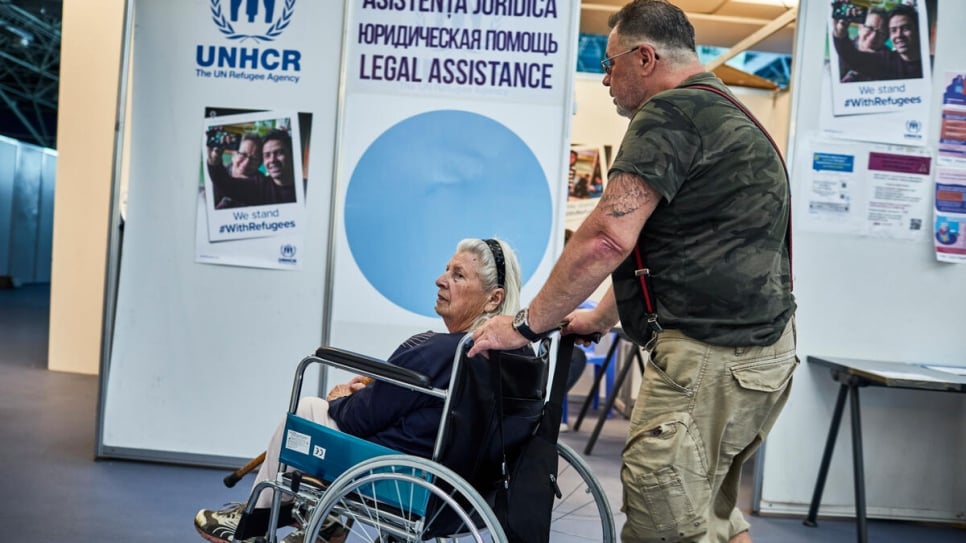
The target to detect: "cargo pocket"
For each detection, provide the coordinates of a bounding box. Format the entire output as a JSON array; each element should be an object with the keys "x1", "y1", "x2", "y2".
[
  {"x1": 730, "y1": 354, "x2": 798, "y2": 393},
  {"x1": 621, "y1": 413, "x2": 710, "y2": 541}
]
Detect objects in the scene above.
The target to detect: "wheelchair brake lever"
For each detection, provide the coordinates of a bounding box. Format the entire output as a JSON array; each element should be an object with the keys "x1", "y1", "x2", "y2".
[{"x1": 550, "y1": 474, "x2": 563, "y2": 499}]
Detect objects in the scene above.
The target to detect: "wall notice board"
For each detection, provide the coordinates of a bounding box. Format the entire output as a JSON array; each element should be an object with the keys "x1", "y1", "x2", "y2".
[{"x1": 758, "y1": 0, "x2": 966, "y2": 522}]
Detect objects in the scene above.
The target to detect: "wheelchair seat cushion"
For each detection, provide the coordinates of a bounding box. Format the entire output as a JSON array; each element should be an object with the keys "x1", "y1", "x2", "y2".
[{"x1": 279, "y1": 414, "x2": 431, "y2": 515}]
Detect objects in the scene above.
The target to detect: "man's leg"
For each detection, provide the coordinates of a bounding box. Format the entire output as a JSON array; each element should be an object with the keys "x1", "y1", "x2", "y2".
[
  {"x1": 619, "y1": 333, "x2": 714, "y2": 542},
  {"x1": 700, "y1": 319, "x2": 798, "y2": 541},
  {"x1": 620, "y1": 320, "x2": 797, "y2": 542}
]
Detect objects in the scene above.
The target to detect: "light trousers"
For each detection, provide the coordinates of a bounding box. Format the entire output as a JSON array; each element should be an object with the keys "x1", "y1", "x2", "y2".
[
  {"x1": 253, "y1": 397, "x2": 341, "y2": 509},
  {"x1": 620, "y1": 319, "x2": 798, "y2": 543}
]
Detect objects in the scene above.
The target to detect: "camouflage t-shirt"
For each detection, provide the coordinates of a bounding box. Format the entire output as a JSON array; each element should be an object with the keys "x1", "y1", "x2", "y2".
[{"x1": 609, "y1": 72, "x2": 795, "y2": 346}]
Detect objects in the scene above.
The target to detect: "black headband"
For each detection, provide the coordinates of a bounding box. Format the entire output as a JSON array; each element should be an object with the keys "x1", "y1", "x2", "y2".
[{"x1": 483, "y1": 239, "x2": 506, "y2": 289}]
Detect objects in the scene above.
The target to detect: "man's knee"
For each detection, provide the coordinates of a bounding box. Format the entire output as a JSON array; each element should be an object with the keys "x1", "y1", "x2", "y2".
[
  {"x1": 729, "y1": 529, "x2": 752, "y2": 543},
  {"x1": 295, "y1": 396, "x2": 319, "y2": 415},
  {"x1": 621, "y1": 520, "x2": 707, "y2": 543}
]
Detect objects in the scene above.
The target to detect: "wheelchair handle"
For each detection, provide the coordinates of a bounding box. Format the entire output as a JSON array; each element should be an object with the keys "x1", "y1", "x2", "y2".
[{"x1": 571, "y1": 332, "x2": 602, "y2": 343}]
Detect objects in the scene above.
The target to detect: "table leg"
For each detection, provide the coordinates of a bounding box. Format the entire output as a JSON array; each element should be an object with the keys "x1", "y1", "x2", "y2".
[
  {"x1": 573, "y1": 339, "x2": 620, "y2": 432},
  {"x1": 850, "y1": 384, "x2": 867, "y2": 543},
  {"x1": 583, "y1": 347, "x2": 644, "y2": 455},
  {"x1": 804, "y1": 383, "x2": 849, "y2": 527}
]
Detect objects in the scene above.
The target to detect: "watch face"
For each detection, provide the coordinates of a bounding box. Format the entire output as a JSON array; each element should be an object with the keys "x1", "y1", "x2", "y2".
[{"x1": 513, "y1": 308, "x2": 527, "y2": 328}]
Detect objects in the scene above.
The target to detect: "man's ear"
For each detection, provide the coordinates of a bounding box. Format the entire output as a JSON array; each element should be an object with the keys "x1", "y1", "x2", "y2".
[{"x1": 639, "y1": 45, "x2": 658, "y2": 74}]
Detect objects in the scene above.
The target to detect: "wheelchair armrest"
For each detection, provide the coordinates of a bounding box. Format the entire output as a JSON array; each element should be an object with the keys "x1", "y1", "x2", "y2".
[{"x1": 314, "y1": 346, "x2": 432, "y2": 388}]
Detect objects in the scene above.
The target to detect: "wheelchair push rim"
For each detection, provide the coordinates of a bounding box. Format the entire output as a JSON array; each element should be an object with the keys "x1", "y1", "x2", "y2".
[{"x1": 304, "y1": 454, "x2": 507, "y2": 543}]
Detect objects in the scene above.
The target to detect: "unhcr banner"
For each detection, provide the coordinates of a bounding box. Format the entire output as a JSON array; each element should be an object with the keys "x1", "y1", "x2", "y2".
[
  {"x1": 102, "y1": 0, "x2": 342, "y2": 462},
  {"x1": 327, "y1": 0, "x2": 581, "y2": 357}
]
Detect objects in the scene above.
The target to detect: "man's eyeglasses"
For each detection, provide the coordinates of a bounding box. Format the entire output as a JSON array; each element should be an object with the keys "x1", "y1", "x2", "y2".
[
  {"x1": 236, "y1": 151, "x2": 261, "y2": 161},
  {"x1": 600, "y1": 46, "x2": 639, "y2": 75},
  {"x1": 861, "y1": 24, "x2": 886, "y2": 35}
]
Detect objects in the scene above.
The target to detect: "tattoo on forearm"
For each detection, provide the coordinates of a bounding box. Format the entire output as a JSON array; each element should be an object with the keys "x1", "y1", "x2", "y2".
[{"x1": 600, "y1": 172, "x2": 654, "y2": 218}]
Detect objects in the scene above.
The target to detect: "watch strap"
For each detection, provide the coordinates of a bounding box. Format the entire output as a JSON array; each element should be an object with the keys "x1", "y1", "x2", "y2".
[
  {"x1": 513, "y1": 308, "x2": 543, "y2": 342},
  {"x1": 514, "y1": 320, "x2": 542, "y2": 342}
]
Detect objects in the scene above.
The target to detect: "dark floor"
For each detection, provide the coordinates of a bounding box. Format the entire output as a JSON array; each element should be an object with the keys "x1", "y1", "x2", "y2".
[{"x1": 1, "y1": 283, "x2": 964, "y2": 542}]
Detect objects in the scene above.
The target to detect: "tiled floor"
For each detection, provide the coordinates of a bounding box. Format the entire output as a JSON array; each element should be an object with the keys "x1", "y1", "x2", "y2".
[{"x1": 1, "y1": 283, "x2": 964, "y2": 542}]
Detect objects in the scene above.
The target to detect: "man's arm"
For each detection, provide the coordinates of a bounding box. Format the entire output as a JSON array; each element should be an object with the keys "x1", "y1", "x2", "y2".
[
  {"x1": 468, "y1": 172, "x2": 661, "y2": 356},
  {"x1": 562, "y1": 285, "x2": 619, "y2": 339},
  {"x1": 529, "y1": 171, "x2": 660, "y2": 332}
]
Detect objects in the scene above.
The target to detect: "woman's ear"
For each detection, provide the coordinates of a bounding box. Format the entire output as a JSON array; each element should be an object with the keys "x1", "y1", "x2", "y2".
[{"x1": 485, "y1": 288, "x2": 505, "y2": 313}]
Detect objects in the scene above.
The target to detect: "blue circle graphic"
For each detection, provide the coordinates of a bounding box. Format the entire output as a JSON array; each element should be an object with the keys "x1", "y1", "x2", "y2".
[{"x1": 345, "y1": 110, "x2": 552, "y2": 317}]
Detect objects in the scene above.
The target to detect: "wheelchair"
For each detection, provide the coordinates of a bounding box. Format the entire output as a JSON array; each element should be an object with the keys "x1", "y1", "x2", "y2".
[{"x1": 232, "y1": 332, "x2": 615, "y2": 542}]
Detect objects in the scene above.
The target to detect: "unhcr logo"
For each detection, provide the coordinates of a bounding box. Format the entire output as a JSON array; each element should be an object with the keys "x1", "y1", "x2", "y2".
[
  {"x1": 903, "y1": 119, "x2": 923, "y2": 141},
  {"x1": 279, "y1": 243, "x2": 298, "y2": 264},
  {"x1": 210, "y1": 0, "x2": 295, "y2": 42},
  {"x1": 195, "y1": 0, "x2": 302, "y2": 82}
]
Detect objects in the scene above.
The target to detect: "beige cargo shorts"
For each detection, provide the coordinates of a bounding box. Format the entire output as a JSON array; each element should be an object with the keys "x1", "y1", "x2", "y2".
[{"x1": 620, "y1": 319, "x2": 798, "y2": 543}]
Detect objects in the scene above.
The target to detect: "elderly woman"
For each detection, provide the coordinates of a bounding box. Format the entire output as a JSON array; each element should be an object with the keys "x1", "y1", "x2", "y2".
[{"x1": 195, "y1": 238, "x2": 524, "y2": 543}]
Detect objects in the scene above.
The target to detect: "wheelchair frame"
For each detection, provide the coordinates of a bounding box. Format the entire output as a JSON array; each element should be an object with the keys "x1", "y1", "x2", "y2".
[{"x1": 238, "y1": 332, "x2": 615, "y2": 543}]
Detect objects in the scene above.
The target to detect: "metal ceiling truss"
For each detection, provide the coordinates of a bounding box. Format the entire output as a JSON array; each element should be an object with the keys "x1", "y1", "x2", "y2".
[{"x1": 0, "y1": 1, "x2": 60, "y2": 148}]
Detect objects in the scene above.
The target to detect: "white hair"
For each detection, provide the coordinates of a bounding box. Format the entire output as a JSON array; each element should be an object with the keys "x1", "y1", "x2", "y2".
[{"x1": 456, "y1": 238, "x2": 522, "y2": 331}]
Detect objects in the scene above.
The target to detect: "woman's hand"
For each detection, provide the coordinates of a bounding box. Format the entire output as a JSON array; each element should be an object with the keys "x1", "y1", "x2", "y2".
[{"x1": 325, "y1": 375, "x2": 373, "y2": 401}]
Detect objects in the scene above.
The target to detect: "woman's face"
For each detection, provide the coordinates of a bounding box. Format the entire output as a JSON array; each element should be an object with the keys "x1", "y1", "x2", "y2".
[{"x1": 434, "y1": 250, "x2": 498, "y2": 333}]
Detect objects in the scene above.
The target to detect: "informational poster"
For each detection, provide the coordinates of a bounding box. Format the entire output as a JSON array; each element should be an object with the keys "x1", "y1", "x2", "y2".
[
  {"x1": 827, "y1": 1, "x2": 932, "y2": 116},
  {"x1": 195, "y1": 109, "x2": 310, "y2": 269},
  {"x1": 933, "y1": 167, "x2": 966, "y2": 262},
  {"x1": 802, "y1": 146, "x2": 863, "y2": 234},
  {"x1": 938, "y1": 70, "x2": 966, "y2": 166},
  {"x1": 864, "y1": 149, "x2": 931, "y2": 238},
  {"x1": 934, "y1": 72, "x2": 966, "y2": 262},
  {"x1": 565, "y1": 143, "x2": 608, "y2": 232},
  {"x1": 329, "y1": 1, "x2": 580, "y2": 357},
  {"x1": 800, "y1": 139, "x2": 932, "y2": 239},
  {"x1": 821, "y1": 0, "x2": 933, "y2": 145}
]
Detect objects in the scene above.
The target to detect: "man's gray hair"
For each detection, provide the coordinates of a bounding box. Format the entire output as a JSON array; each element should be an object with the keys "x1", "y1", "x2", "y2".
[{"x1": 608, "y1": 0, "x2": 699, "y2": 65}]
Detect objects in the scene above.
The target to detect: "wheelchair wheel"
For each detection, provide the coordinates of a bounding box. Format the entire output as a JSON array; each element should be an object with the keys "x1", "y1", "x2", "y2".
[
  {"x1": 303, "y1": 454, "x2": 507, "y2": 542},
  {"x1": 551, "y1": 442, "x2": 616, "y2": 542}
]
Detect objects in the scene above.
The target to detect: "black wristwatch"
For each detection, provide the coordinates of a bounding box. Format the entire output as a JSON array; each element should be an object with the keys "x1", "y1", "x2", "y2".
[{"x1": 512, "y1": 308, "x2": 542, "y2": 342}]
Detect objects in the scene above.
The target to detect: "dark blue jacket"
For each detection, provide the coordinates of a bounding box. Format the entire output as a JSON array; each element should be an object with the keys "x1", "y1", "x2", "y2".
[{"x1": 327, "y1": 331, "x2": 467, "y2": 458}]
